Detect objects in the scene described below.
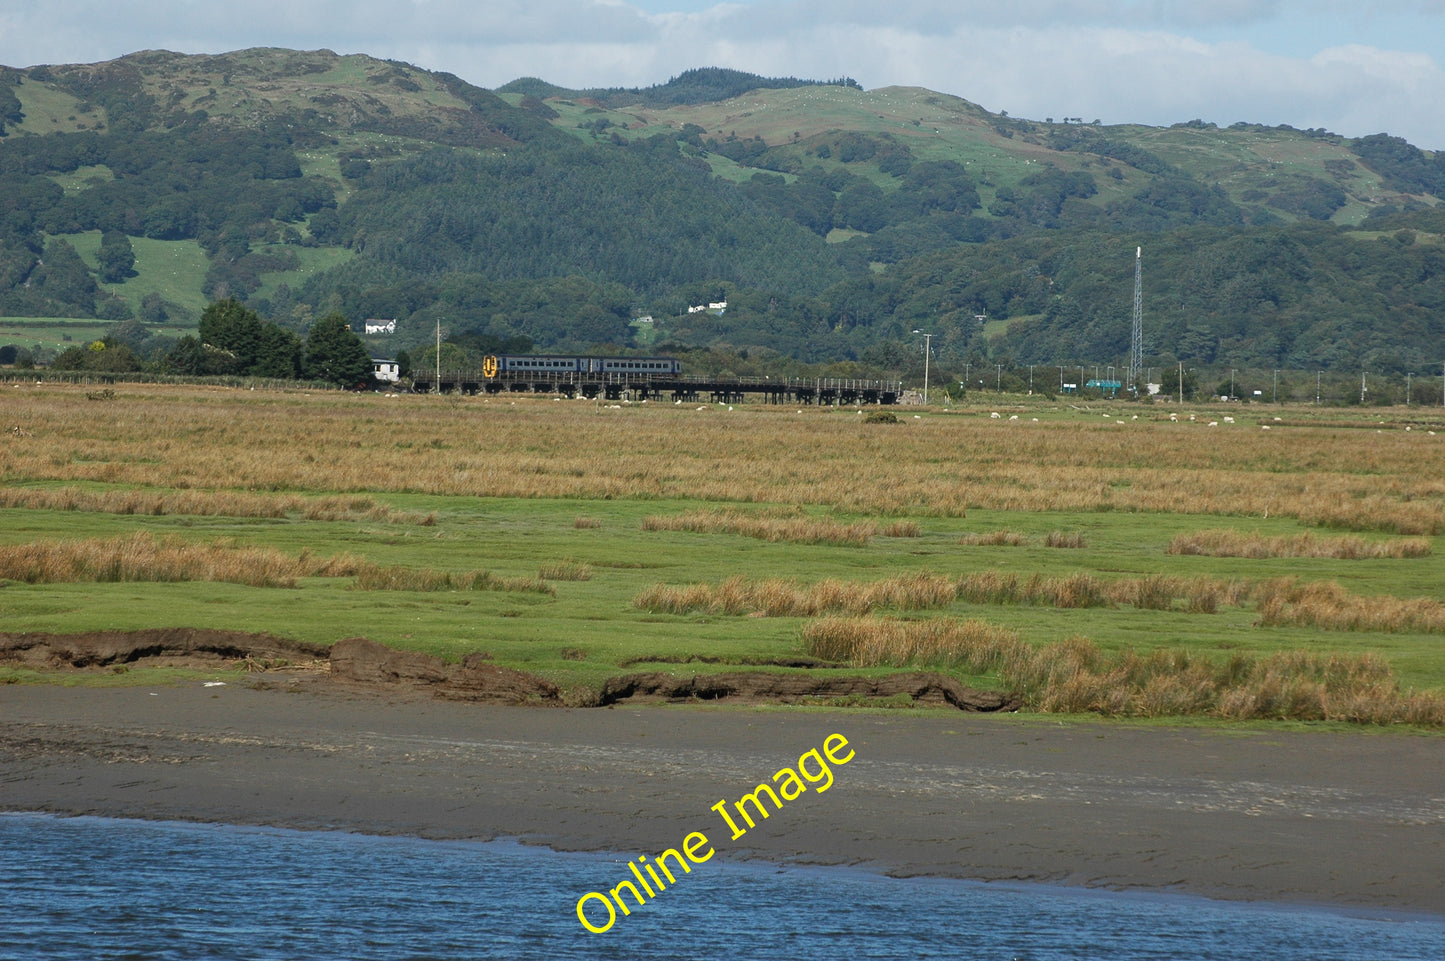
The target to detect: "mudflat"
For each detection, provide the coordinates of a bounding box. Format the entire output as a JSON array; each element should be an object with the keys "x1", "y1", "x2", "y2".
[{"x1": 2, "y1": 683, "x2": 1441, "y2": 914}]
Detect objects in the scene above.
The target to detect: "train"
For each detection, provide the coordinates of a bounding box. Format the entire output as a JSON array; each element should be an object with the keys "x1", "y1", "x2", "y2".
[{"x1": 482, "y1": 354, "x2": 683, "y2": 378}]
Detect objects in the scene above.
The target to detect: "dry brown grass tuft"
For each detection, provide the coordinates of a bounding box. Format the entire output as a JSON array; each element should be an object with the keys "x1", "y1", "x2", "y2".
[
  {"x1": 573, "y1": 516, "x2": 602, "y2": 530},
  {"x1": 0, "y1": 533, "x2": 549, "y2": 594},
  {"x1": 0, "y1": 532, "x2": 362, "y2": 588},
  {"x1": 1168, "y1": 529, "x2": 1431, "y2": 560},
  {"x1": 635, "y1": 572, "x2": 962, "y2": 618},
  {"x1": 538, "y1": 559, "x2": 593, "y2": 581},
  {"x1": 801, "y1": 616, "x2": 1027, "y2": 670},
  {"x1": 801, "y1": 616, "x2": 1445, "y2": 725},
  {"x1": 1043, "y1": 530, "x2": 1088, "y2": 549},
  {"x1": 0, "y1": 486, "x2": 434, "y2": 525},
  {"x1": 641, "y1": 509, "x2": 918, "y2": 547},
  {"x1": 6, "y1": 385, "x2": 1444, "y2": 533},
  {"x1": 635, "y1": 570, "x2": 1258, "y2": 618},
  {"x1": 958, "y1": 530, "x2": 1030, "y2": 546},
  {"x1": 953, "y1": 571, "x2": 1250, "y2": 612},
  {"x1": 1253, "y1": 578, "x2": 1445, "y2": 634}
]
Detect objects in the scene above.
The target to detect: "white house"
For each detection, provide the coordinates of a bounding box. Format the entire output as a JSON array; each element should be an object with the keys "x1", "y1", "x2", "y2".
[
  {"x1": 364, "y1": 319, "x2": 397, "y2": 335},
  {"x1": 372, "y1": 358, "x2": 400, "y2": 383}
]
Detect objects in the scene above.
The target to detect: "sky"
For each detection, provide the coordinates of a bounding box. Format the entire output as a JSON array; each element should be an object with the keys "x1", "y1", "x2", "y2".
[{"x1": 3, "y1": 1, "x2": 1444, "y2": 148}]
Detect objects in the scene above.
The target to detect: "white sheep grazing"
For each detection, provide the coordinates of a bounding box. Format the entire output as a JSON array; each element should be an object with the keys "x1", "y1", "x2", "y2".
[
  {"x1": 990, "y1": 411, "x2": 1001, "y2": 419},
  {"x1": 1169, "y1": 413, "x2": 1178, "y2": 422},
  {"x1": 1209, "y1": 421, "x2": 1219, "y2": 427},
  {"x1": 1223, "y1": 416, "x2": 1235, "y2": 424}
]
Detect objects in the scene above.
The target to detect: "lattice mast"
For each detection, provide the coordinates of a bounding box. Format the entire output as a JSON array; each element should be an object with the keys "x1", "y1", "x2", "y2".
[{"x1": 1129, "y1": 246, "x2": 1143, "y2": 390}]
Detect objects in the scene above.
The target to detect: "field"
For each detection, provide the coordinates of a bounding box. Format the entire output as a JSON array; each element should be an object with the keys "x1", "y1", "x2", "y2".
[
  {"x1": 2, "y1": 383, "x2": 1444, "y2": 725},
  {"x1": 0, "y1": 318, "x2": 118, "y2": 356}
]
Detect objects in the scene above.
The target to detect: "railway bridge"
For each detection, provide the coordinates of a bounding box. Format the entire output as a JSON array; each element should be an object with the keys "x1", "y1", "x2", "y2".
[{"x1": 408, "y1": 370, "x2": 902, "y2": 405}]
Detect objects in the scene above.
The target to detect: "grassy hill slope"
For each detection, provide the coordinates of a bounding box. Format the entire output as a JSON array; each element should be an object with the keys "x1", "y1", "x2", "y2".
[{"x1": 1, "y1": 49, "x2": 1442, "y2": 382}]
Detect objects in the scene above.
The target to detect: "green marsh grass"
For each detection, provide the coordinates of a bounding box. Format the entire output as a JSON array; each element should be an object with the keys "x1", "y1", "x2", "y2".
[
  {"x1": 351, "y1": 563, "x2": 554, "y2": 595},
  {"x1": 3, "y1": 385, "x2": 1445, "y2": 723}
]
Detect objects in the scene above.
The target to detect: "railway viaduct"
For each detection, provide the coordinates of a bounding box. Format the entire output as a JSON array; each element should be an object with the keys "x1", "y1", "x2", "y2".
[{"x1": 407, "y1": 370, "x2": 902, "y2": 405}]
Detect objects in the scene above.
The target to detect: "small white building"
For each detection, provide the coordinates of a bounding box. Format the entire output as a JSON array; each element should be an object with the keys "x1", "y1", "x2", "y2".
[
  {"x1": 372, "y1": 358, "x2": 400, "y2": 383},
  {"x1": 365, "y1": 319, "x2": 397, "y2": 335}
]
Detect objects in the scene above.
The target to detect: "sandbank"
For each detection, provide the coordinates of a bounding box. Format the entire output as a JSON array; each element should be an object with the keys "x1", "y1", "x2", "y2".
[{"x1": 2, "y1": 683, "x2": 1441, "y2": 914}]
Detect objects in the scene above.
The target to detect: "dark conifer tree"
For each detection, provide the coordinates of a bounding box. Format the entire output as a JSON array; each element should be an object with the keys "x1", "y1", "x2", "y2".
[{"x1": 303, "y1": 313, "x2": 373, "y2": 387}]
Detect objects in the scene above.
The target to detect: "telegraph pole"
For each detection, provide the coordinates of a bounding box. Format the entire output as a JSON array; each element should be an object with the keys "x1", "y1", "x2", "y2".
[
  {"x1": 913, "y1": 330, "x2": 932, "y2": 404},
  {"x1": 1129, "y1": 246, "x2": 1143, "y2": 391}
]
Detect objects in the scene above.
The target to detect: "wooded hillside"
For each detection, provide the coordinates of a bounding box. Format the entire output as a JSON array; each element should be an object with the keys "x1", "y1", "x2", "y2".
[{"x1": 1, "y1": 48, "x2": 1442, "y2": 385}]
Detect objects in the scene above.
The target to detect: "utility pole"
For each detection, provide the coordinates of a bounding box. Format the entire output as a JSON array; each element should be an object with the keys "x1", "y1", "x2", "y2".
[
  {"x1": 1317, "y1": 370, "x2": 1322, "y2": 405},
  {"x1": 996, "y1": 363, "x2": 1002, "y2": 392},
  {"x1": 434, "y1": 319, "x2": 441, "y2": 395},
  {"x1": 1361, "y1": 370, "x2": 1367, "y2": 406},
  {"x1": 1273, "y1": 369, "x2": 1279, "y2": 404},
  {"x1": 1407, "y1": 372, "x2": 1413, "y2": 406},
  {"x1": 1129, "y1": 246, "x2": 1143, "y2": 391},
  {"x1": 1178, "y1": 361, "x2": 1183, "y2": 405},
  {"x1": 912, "y1": 330, "x2": 932, "y2": 404},
  {"x1": 922, "y1": 333, "x2": 931, "y2": 405}
]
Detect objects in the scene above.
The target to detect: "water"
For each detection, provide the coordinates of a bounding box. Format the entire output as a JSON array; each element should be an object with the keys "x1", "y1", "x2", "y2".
[{"x1": 2, "y1": 812, "x2": 1441, "y2": 960}]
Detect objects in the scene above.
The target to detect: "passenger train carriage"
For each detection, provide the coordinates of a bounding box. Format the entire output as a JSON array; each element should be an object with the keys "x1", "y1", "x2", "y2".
[{"x1": 483, "y1": 355, "x2": 682, "y2": 377}]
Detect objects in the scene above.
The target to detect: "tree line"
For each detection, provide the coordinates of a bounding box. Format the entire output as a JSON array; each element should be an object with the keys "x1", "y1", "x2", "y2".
[{"x1": 47, "y1": 298, "x2": 374, "y2": 388}]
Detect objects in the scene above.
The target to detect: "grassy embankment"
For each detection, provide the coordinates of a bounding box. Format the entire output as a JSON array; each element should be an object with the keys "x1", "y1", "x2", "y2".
[{"x1": 2, "y1": 383, "x2": 1443, "y2": 724}]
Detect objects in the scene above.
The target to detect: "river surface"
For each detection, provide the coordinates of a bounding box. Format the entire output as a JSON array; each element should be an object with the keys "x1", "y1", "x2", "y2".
[{"x1": 2, "y1": 812, "x2": 1441, "y2": 960}]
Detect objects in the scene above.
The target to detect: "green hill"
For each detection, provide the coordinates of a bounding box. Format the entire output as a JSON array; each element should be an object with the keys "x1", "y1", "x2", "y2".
[{"x1": 1, "y1": 48, "x2": 1442, "y2": 381}]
